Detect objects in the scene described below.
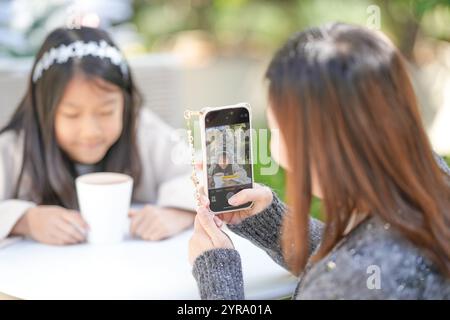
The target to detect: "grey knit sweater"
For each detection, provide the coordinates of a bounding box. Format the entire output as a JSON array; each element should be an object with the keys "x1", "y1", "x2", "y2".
[{"x1": 192, "y1": 156, "x2": 450, "y2": 299}]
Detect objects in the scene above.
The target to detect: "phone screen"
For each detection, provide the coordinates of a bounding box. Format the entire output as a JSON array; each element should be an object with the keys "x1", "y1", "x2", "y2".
[{"x1": 204, "y1": 106, "x2": 253, "y2": 213}]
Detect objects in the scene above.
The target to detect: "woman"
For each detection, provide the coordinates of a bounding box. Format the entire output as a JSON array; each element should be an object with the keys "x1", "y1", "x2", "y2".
[{"x1": 188, "y1": 23, "x2": 450, "y2": 299}]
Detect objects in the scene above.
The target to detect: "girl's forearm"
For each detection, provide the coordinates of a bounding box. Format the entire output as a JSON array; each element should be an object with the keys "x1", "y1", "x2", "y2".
[{"x1": 10, "y1": 209, "x2": 31, "y2": 237}]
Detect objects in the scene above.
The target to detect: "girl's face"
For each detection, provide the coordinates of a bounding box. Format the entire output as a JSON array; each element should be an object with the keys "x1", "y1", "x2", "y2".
[
  {"x1": 55, "y1": 74, "x2": 124, "y2": 165},
  {"x1": 266, "y1": 105, "x2": 323, "y2": 198}
]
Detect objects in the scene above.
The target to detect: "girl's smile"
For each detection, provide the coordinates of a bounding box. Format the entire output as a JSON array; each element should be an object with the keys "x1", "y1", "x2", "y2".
[{"x1": 75, "y1": 140, "x2": 108, "y2": 158}]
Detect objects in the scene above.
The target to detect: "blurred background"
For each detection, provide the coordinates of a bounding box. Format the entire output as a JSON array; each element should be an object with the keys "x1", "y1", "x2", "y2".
[{"x1": 0, "y1": 0, "x2": 449, "y2": 208}]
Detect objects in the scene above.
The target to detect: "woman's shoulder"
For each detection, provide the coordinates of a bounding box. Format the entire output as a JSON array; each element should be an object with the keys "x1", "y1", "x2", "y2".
[{"x1": 298, "y1": 216, "x2": 450, "y2": 299}]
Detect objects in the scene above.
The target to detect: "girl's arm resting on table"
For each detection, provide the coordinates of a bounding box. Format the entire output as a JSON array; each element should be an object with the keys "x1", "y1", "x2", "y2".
[
  {"x1": 227, "y1": 192, "x2": 324, "y2": 270},
  {"x1": 192, "y1": 248, "x2": 244, "y2": 300}
]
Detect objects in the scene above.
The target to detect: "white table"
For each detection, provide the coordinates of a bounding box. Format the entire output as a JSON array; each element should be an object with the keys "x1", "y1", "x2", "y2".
[{"x1": 0, "y1": 228, "x2": 297, "y2": 300}]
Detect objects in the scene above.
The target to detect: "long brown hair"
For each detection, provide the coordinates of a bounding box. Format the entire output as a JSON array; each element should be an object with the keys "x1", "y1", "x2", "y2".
[
  {"x1": 265, "y1": 23, "x2": 450, "y2": 277},
  {"x1": 0, "y1": 27, "x2": 142, "y2": 209}
]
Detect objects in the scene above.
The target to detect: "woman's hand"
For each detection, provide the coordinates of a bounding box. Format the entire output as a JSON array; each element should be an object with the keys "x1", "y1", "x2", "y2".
[
  {"x1": 129, "y1": 205, "x2": 194, "y2": 241},
  {"x1": 199, "y1": 183, "x2": 273, "y2": 225},
  {"x1": 12, "y1": 205, "x2": 89, "y2": 245},
  {"x1": 188, "y1": 205, "x2": 234, "y2": 265}
]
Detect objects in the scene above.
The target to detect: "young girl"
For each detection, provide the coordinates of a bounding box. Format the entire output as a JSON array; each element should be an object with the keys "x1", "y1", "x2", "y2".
[
  {"x1": 189, "y1": 23, "x2": 450, "y2": 299},
  {"x1": 0, "y1": 27, "x2": 196, "y2": 245}
]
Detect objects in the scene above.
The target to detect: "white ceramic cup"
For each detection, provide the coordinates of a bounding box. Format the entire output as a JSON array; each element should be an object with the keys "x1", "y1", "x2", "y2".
[{"x1": 75, "y1": 172, "x2": 133, "y2": 245}]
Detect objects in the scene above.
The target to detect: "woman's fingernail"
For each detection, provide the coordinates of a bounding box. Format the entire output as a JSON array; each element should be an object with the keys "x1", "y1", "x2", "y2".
[{"x1": 228, "y1": 196, "x2": 237, "y2": 205}]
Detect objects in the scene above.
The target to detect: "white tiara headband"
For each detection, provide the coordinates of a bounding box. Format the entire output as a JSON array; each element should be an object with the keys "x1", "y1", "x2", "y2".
[{"x1": 32, "y1": 40, "x2": 128, "y2": 83}]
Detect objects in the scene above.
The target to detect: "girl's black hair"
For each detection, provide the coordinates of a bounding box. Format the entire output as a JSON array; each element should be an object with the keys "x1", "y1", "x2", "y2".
[{"x1": 1, "y1": 27, "x2": 142, "y2": 209}]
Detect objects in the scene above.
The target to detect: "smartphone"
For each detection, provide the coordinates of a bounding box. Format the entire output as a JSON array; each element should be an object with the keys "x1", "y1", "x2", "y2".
[{"x1": 200, "y1": 103, "x2": 254, "y2": 214}]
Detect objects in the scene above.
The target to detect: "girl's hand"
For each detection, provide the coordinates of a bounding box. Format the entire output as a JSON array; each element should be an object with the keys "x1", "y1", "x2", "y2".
[
  {"x1": 199, "y1": 183, "x2": 273, "y2": 225},
  {"x1": 14, "y1": 205, "x2": 88, "y2": 245},
  {"x1": 188, "y1": 205, "x2": 234, "y2": 265},
  {"x1": 129, "y1": 205, "x2": 194, "y2": 241}
]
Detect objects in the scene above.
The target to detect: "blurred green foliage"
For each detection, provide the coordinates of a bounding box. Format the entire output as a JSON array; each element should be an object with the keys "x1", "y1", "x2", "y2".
[{"x1": 133, "y1": 0, "x2": 450, "y2": 60}]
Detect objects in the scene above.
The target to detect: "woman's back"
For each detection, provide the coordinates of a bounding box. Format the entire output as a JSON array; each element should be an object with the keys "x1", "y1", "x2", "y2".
[{"x1": 296, "y1": 214, "x2": 450, "y2": 299}]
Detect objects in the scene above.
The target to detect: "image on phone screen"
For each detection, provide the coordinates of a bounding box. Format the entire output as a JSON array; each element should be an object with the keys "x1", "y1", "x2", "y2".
[{"x1": 204, "y1": 106, "x2": 253, "y2": 212}]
